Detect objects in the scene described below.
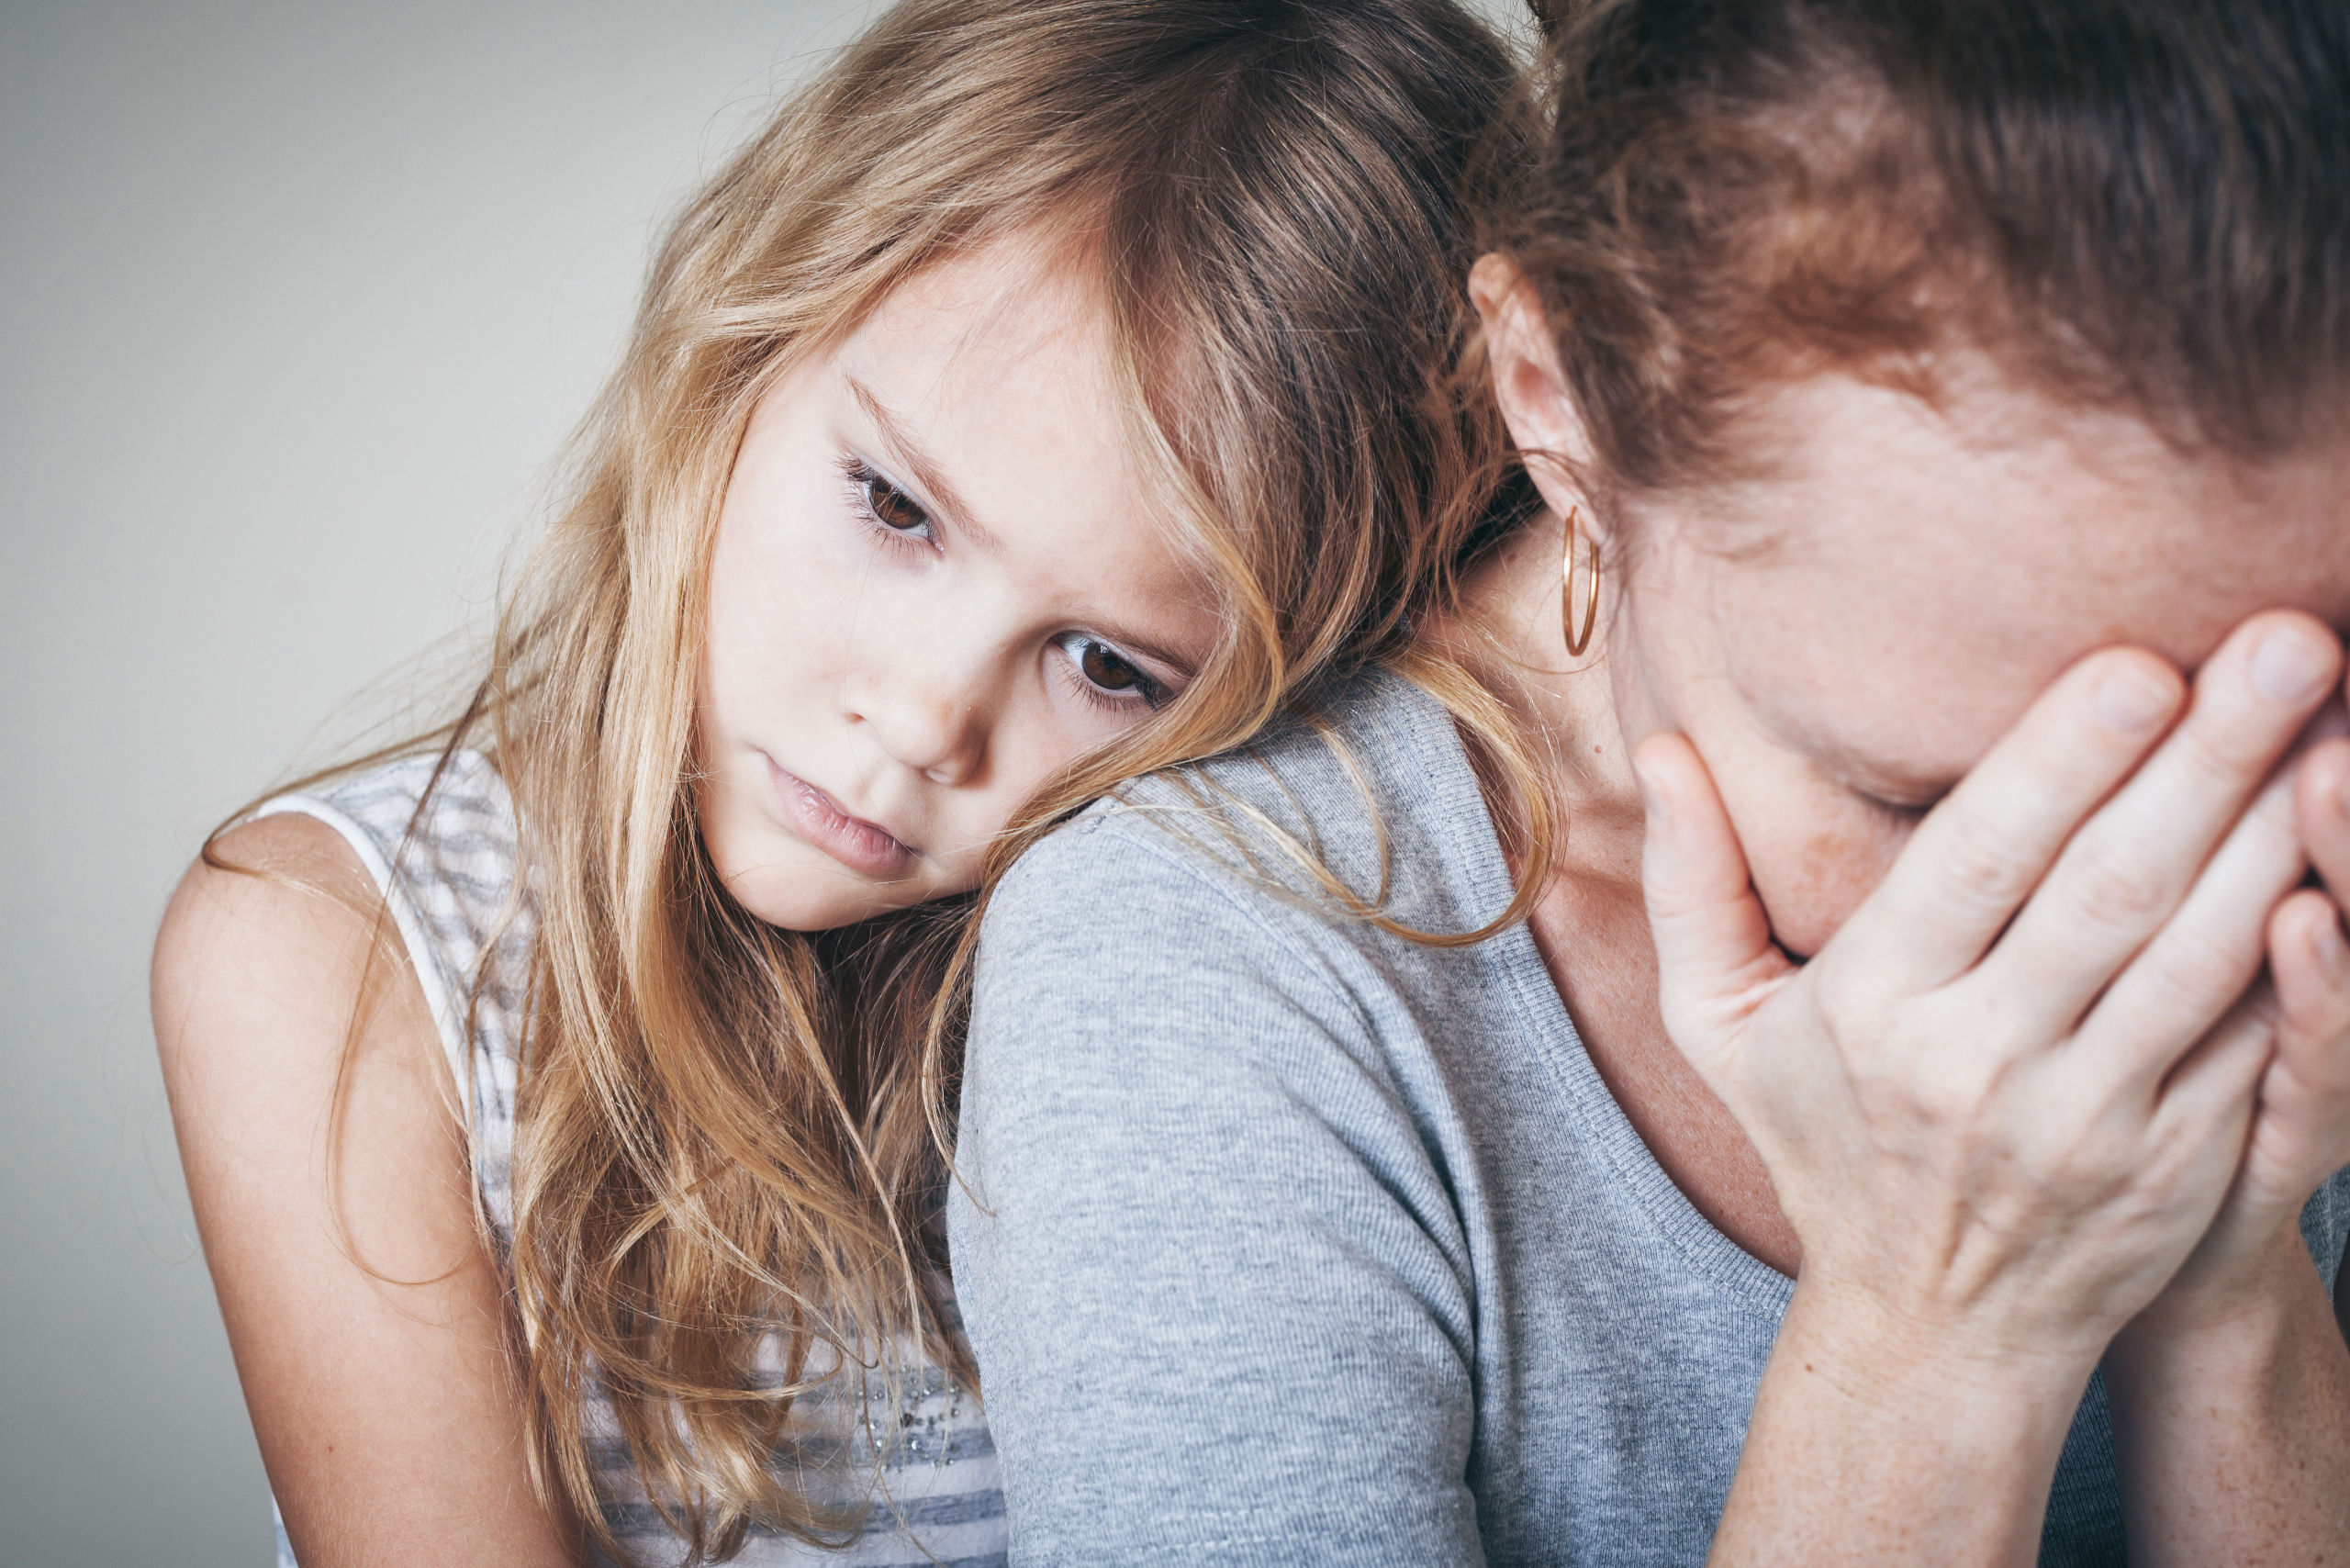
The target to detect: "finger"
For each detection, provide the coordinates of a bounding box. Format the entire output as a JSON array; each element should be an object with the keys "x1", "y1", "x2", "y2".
[
  {"x1": 2066, "y1": 766, "x2": 2302, "y2": 1090},
  {"x1": 2299, "y1": 730, "x2": 2350, "y2": 902},
  {"x1": 1635, "y1": 732, "x2": 1796, "y2": 1067},
  {"x1": 2137, "y1": 984, "x2": 2269, "y2": 1211},
  {"x1": 1844, "y1": 646, "x2": 2182, "y2": 991},
  {"x1": 1989, "y1": 611, "x2": 2341, "y2": 1033},
  {"x1": 2184, "y1": 896, "x2": 2350, "y2": 1250},
  {"x1": 2268, "y1": 888, "x2": 2350, "y2": 1104}
]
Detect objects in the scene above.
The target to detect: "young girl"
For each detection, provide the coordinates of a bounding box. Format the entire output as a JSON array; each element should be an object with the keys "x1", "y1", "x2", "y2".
[{"x1": 150, "y1": 3, "x2": 1531, "y2": 1564}]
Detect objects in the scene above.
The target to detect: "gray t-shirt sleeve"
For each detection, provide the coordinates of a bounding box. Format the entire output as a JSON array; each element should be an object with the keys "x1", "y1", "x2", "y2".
[{"x1": 948, "y1": 810, "x2": 1485, "y2": 1567}]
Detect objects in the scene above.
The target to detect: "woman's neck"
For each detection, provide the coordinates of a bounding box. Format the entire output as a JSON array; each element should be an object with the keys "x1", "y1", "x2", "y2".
[{"x1": 1429, "y1": 507, "x2": 1803, "y2": 1276}]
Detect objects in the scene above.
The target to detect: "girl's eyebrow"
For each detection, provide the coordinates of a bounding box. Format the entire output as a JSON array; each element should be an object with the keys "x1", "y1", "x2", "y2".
[
  {"x1": 843, "y1": 375, "x2": 999, "y2": 550},
  {"x1": 843, "y1": 371, "x2": 1196, "y2": 680}
]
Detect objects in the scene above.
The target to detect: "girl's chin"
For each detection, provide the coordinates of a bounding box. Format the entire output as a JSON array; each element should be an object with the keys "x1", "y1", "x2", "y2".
[{"x1": 726, "y1": 856, "x2": 936, "y2": 933}]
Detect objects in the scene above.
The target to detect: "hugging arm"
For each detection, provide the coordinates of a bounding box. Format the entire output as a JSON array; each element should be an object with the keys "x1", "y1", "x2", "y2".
[
  {"x1": 152, "y1": 816, "x2": 581, "y2": 1568},
  {"x1": 948, "y1": 823, "x2": 1485, "y2": 1568},
  {"x1": 1636, "y1": 613, "x2": 2350, "y2": 1565}
]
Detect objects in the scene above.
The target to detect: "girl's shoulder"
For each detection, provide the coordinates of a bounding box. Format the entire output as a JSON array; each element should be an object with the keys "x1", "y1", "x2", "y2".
[
  {"x1": 258, "y1": 748, "x2": 518, "y2": 907},
  {"x1": 255, "y1": 748, "x2": 527, "y2": 1036},
  {"x1": 250, "y1": 747, "x2": 530, "y2": 1219}
]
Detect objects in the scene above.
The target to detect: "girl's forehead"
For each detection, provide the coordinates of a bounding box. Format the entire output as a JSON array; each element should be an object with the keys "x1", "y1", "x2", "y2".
[{"x1": 844, "y1": 235, "x2": 1114, "y2": 393}]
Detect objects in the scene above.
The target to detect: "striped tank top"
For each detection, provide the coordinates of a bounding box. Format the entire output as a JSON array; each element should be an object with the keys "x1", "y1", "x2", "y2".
[{"x1": 259, "y1": 751, "x2": 1006, "y2": 1568}]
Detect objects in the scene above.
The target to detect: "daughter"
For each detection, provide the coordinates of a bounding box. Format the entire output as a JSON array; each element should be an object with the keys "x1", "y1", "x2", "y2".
[{"x1": 150, "y1": 3, "x2": 1530, "y2": 1564}]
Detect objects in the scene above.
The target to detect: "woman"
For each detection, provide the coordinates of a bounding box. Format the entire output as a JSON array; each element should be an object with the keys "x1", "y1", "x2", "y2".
[{"x1": 948, "y1": 0, "x2": 2350, "y2": 1561}]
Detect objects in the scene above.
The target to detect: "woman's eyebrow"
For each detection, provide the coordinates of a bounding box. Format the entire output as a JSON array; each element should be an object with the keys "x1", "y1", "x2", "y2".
[{"x1": 844, "y1": 374, "x2": 999, "y2": 550}]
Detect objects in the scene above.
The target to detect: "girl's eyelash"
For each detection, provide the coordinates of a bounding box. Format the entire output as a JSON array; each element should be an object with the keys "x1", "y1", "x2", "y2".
[
  {"x1": 839, "y1": 455, "x2": 934, "y2": 547},
  {"x1": 832, "y1": 458, "x2": 1169, "y2": 719},
  {"x1": 1055, "y1": 633, "x2": 1169, "y2": 715}
]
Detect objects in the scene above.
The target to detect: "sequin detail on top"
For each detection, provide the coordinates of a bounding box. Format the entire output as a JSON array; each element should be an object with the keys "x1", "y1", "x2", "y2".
[{"x1": 257, "y1": 752, "x2": 1005, "y2": 1568}]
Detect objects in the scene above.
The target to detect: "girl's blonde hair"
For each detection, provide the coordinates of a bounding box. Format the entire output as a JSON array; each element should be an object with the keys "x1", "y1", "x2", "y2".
[{"x1": 222, "y1": 0, "x2": 1545, "y2": 1558}]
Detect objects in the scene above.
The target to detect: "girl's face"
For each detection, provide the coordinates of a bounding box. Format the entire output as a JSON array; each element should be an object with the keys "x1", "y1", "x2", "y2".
[
  {"x1": 1599, "y1": 364, "x2": 2350, "y2": 957},
  {"x1": 694, "y1": 241, "x2": 1218, "y2": 931}
]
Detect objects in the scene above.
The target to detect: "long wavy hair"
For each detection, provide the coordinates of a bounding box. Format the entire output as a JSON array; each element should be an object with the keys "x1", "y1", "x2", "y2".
[{"x1": 213, "y1": 1, "x2": 1548, "y2": 1561}]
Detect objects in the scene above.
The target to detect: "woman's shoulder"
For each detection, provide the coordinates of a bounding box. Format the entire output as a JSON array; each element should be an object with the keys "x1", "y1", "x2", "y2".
[
  {"x1": 252, "y1": 747, "x2": 525, "y2": 988},
  {"x1": 990, "y1": 666, "x2": 1512, "y2": 958}
]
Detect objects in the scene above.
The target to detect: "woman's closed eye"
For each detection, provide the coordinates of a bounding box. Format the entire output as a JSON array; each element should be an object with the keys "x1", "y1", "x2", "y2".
[
  {"x1": 1054, "y1": 633, "x2": 1167, "y2": 713},
  {"x1": 842, "y1": 457, "x2": 934, "y2": 546}
]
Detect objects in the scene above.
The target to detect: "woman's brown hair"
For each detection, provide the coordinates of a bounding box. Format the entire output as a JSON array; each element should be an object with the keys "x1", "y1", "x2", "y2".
[
  {"x1": 212, "y1": 0, "x2": 1537, "y2": 1560},
  {"x1": 1492, "y1": 0, "x2": 2350, "y2": 514}
]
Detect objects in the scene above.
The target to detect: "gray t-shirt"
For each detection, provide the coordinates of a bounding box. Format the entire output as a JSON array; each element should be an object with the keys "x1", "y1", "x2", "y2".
[{"x1": 948, "y1": 668, "x2": 2350, "y2": 1567}]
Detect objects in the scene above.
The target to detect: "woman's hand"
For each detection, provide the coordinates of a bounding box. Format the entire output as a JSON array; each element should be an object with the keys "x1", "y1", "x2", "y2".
[
  {"x1": 2095, "y1": 703, "x2": 2350, "y2": 1567},
  {"x1": 2133, "y1": 713, "x2": 2350, "y2": 1324},
  {"x1": 1635, "y1": 610, "x2": 2348, "y2": 1564}
]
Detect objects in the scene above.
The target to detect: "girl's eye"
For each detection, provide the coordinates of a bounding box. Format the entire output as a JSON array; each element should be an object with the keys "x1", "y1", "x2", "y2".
[
  {"x1": 846, "y1": 460, "x2": 933, "y2": 542},
  {"x1": 1057, "y1": 633, "x2": 1165, "y2": 711}
]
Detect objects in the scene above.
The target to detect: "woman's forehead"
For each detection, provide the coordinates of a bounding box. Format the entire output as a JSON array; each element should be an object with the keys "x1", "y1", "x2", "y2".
[{"x1": 1689, "y1": 372, "x2": 2350, "y2": 784}]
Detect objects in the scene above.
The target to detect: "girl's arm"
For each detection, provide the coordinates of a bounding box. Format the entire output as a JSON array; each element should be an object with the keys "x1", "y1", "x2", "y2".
[
  {"x1": 154, "y1": 812, "x2": 581, "y2": 1568},
  {"x1": 1635, "y1": 613, "x2": 2350, "y2": 1565}
]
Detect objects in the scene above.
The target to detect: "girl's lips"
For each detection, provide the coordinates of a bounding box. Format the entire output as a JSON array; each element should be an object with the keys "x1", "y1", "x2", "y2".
[{"x1": 762, "y1": 756, "x2": 916, "y2": 879}]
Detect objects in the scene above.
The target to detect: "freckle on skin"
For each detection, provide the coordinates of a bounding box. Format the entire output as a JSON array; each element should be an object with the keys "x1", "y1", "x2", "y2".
[{"x1": 1762, "y1": 823, "x2": 1892, "y2": 953}]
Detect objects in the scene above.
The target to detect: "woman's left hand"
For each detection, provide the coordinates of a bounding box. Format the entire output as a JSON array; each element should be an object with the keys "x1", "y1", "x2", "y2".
[
  {"x1": 2132, "y1": 711, "x2": 2350, "y2": 1326},
  {"x1": 2095, "y1": 696, "x2": 2350, "y2": 1567}
]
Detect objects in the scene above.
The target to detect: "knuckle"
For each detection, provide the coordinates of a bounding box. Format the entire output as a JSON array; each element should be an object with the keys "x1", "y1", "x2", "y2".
[
  {"x1": 1933, "y1": 820, "x2": 2040, "y2": 913},
  {"x1": 2144, "y1": 924, "x2": 2262, "y2": 1012},
  {"x1": 1813, "y1": 960, "x2": 1881, "y2": 1030},
  {"x1": 2063, "y1": 844, "x2": 2174, "y2": 931},
  {"x1": 2170, "y1": 714, "x2": 2278, "y2": 796},
  {"x1": 1911, "y1": 1066, "x2": 1983, "y2": 1128}
]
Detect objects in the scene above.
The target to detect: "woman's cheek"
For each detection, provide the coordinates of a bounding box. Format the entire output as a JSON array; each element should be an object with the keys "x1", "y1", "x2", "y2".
[{"x1": 1741, "y1": 811, "x2": 1912, "y2": 960}]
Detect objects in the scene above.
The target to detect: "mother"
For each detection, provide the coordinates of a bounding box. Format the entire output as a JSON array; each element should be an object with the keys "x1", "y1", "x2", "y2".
[{"x1": 949, "y1": 0, "x2": 2350, "y2": 1562}]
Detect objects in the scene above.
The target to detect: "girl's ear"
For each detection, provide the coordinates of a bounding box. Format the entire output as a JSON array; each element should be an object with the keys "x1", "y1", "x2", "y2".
[{"x1": 1471, "y1": 253, "x2": 1598, "y2": 535}]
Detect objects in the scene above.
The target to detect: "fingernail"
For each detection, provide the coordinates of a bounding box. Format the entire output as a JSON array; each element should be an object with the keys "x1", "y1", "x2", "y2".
[
  {"x1": 2250, "y1": 626, "x2": 2333, "y2": 705},
  {"x1": 2097, "y1": 670, "x2": 2174, "y2": 732},
  {"x1": 2313, "y1": 912, "x2": 2349, "y2": 981}
]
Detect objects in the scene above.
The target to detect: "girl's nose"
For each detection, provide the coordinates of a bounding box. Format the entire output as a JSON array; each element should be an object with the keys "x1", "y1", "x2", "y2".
[{"x1": 845, "y1": 660, "x2": 987, "y2": 787}]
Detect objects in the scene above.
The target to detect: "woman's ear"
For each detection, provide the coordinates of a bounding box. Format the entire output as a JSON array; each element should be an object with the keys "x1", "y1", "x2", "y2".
[{"x1": 1471, "y1": 253, "x2": 1594, "y2": 528}]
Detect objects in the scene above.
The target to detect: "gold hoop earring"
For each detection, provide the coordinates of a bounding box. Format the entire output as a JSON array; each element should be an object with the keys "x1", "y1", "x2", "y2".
[{"x1": 1561, "y1": 505, "x2": 1599, "y2": 657}]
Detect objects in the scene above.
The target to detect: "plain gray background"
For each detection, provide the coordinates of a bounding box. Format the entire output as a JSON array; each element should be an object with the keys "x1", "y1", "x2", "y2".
[{"x1": 1, "y1": 3, "x2": 1528, "y2": 1562}]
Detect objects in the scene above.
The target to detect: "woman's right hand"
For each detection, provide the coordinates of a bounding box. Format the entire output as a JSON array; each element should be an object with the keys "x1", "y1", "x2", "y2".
[{"x1": 1633, "y1": 610, "x2": 2344, "y2": 1562}]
